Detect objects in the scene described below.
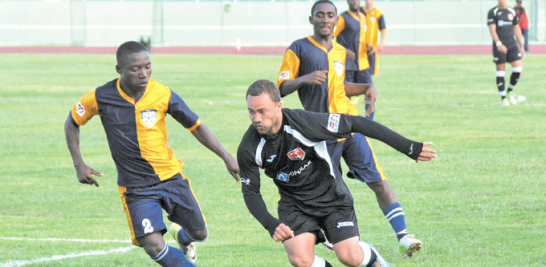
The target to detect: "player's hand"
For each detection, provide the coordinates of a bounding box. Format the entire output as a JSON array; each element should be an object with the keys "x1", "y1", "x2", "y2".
[
  {"x1": 346, "y1": 49, "x2": 356, "y2": 61},
  {"x1": 75, "y1": 163, "x2": 102, "y2": 187},
  {"x1": 498, "y1": 44, "x2": 508, "y2": 54},
  {"x1": 272, "y1": 223, "x2": 294, "y2": 242},
  {"x1": 303, "y1": 70, "x2": 328, "y2": 85},
  {"x1": 364, "y1": 84, "x2": 377, "y2": 117},
  {"x1": 520, "y1": 46, "x2": 525, "y2": 59},
  {"x1": 367, "y1": 43, "x2": 375, "y2": 55},
  {"x1": 224, "y1": 153, "x2": 241, "y2": 183},
  {"x1": 415, "y1": 142, "x2": 437, "y2": 163},
  {"x1": 377, "y1": 44, "x2": 384, "y2": 53}
]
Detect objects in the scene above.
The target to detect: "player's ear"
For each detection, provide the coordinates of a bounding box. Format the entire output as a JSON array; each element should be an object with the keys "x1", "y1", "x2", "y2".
[
  {"x1": 277, "y1": 101, "x2": 283, "y2": 110},
  {"x1": 309, "y1": 16, "x2": 313, "y2": 25},
  {"x1": 115, "y1": 65, "x2": 121, "y2": 75}
]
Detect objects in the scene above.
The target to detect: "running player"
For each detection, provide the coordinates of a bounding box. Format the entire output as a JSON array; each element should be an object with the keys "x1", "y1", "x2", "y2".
[
  {"x1": 488, "y1": 0, "x2": 526, "y2": 106},
  {"x1": 64, "y1": 41, "x2": 240, "y2": 267},
  {"x1": 277, "y1": 0, "x2": 423, "y2": 258},
  {"x1": 238, "y1": 79, "x2": 437, "y2": 267},
  {"x1": 333, "y1": 0, "x2": 374, "y2": 117}
]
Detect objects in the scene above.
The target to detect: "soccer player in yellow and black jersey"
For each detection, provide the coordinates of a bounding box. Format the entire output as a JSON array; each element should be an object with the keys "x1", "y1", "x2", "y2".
[
  {"x1": 277, "y1": 0, "x2": 422, "y2": 259},
  {"x1": 334, "y1": 0, "x2": 375, "y2": 119},
  {"x1": 64, "y1": 41, "x2": 240, "y2": 267},
  {"x1": 361, "y1": 0, "x2": 386, "y2": 77}
]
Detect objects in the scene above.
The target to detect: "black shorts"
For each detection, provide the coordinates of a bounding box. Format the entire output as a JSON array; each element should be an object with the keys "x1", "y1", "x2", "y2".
[
  {"x1": 345, "y1": 68, "x2": 372, "y2": 84},
  {"x1": 278, "y1": 203, "x2": 359, "y2": 244},
  {"x1": 493, "y1": 43, "x2": 522, "y2": 64}
]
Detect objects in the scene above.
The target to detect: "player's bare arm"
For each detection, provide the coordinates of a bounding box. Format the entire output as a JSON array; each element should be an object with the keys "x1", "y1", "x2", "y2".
[
  {"x1": 489, "y1": 24, "x2": 508, "y2": 54},
  {"x1": 378, "y1": 31, "x2": 386, "y2": 52},
  {"x1": 272, "y1": 223, "x2": 295, "y2": 242},
  {"x1": 64, "y1": 114, "x2": 102, "y2": 187},
  {"x1": 366, "y1": 43, "x2": 375, "y2": 55},
  {"x1": 514, "y1": 24, "x2": 525, "y2": 58},
  {"x1": 280, "y1": 70, "x2": 328, "y2": 96},
  {"x1": 190, "y1": 124, "x2": 240, "y2": 183},
  {"x1": 346, "y1": 49, "x2": 356, "y2": 61},
  {"x1": 345, "y1": 82, "x2": 376, "y2": 116}
]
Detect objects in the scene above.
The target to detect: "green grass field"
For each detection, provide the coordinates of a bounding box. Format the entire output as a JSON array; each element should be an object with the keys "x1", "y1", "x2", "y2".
[{"x1": 0, "y1": 53, "x2": 545, "y2": 266}]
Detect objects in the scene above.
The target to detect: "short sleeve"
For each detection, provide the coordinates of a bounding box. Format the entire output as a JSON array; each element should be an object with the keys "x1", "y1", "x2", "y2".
[
  {"x1": 333, "y1": 15, "x2": 346, "y2": 37},
  {"x1": 167, "y1": 89, "x2": 200, "y2": 130},
  {"x1": 378, "y1": 14, "x2": 386, "y2": 31},
  {"x1": 71, "y1": 90, "x2": 98, "y2": 126},
  {"x1": 277, "y1": 48, "x2": 300, "y2": 93},
  {"x1": 487, "y1": 9, "x2": 495, "y2": 25},
  {"x1": 512, "y1": 11, "x2": 520, "y2": 25}
]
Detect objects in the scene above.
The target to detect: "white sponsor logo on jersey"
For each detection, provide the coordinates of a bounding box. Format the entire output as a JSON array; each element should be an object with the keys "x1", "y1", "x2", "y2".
[
  {"x1": 337, "y1": 221, "x2": 355, "y2": 228},
  {"x1": 279, "y1": 71, "x2": 290, "y2": 81},
  {"x1": 327, "y1": 114, "x2": 341, "y2": 133},
  {"x1": 141, "y1": 109, "x2": 158, "y2": 128},
  {"x1": 76, "y1": 102, "x2": 86, "y2": 117}
]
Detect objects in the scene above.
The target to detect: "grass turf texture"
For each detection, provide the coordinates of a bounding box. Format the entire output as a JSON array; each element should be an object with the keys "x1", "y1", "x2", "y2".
[{"x1": 0, "y1": 53, "x2": 545, "y2": 266}]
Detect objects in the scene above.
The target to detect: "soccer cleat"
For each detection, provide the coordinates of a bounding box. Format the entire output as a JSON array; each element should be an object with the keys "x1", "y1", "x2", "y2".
[
  {"x1": 501, "y1": 98, "x2": 510, "y2": 106},
  {"x1": 398, "y1": 234, "x2": 423, "y2": 259},
  {"x1": 368, "y1": 243, "x2": 391, "y2": 267},
  {"x1": 507, "y1": 93, "x2": 517, "y2": 105},
  {"x1": 168, "y1": 223, "x2": 197, "y2": 262},
  {"x1": 350, "y1": 96, "x2": 360, "y2": 105}
]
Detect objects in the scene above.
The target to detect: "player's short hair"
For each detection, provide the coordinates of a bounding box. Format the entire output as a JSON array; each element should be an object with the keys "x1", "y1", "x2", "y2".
[
  {"x1": 116, "y1": 41, "x2": 148, "y2": 65},
  {"x1": 246, "y1": 80, "x2": 281, "y2": 103},
  {"x1": 311, "y1": 0, "x2": 337, "y2": 16}
]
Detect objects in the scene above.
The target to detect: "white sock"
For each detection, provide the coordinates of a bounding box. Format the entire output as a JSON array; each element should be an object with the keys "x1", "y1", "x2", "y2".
[
  {"x1": 311, "y1": 255, "x2": 326, "y2": 267},
  {"x1": 359, "y1": 241, "x2": 372, "y2": 266}
]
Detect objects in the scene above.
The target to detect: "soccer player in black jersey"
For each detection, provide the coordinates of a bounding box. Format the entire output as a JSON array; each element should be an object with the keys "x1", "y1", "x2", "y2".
[
  {"x1": 238, "y1": 79, "x2": 437, "y2": 267},
  {"x1": 65, "y1": 41, "x2": 240, "y2": 267},
  {"x1": 487, "y1": 0, "x2": 526, "y2": 106}
]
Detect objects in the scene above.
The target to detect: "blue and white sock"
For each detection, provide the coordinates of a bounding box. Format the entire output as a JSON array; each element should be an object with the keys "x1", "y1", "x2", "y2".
[
  {"x1": 383, "y1": 202, "x2": 408, "y2": 241},
  {"x1": 151, "y1": 245, "x2": 196, "y2": 267}
]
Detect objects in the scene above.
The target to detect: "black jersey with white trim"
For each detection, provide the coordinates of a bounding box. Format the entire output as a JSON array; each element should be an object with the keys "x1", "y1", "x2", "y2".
[
  {"x1": 488, "y1": 6, "x2": 520, "y2": 48},
  {"x1": 237, "y1": 109, "x2": 423, "y2": 236}
]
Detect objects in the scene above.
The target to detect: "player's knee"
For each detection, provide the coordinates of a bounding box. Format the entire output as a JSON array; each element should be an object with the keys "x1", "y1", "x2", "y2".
[
  {"x1": 288, "y1": 254, "x2": 315, "y2": 267},
  {"x1": 337, "y1": 253, "x2": 362, "y2": 267},
  {"x1": 138, "y1": 234, "x2": 166, "y2": 257},
  {"x1": 187, "y1": 228, "x2": 208, "y2": 241}
]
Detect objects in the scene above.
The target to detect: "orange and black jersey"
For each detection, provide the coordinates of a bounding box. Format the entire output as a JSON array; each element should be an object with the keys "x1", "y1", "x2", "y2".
[
  {"x1": 488, "y1": 6, "x2": 520, "y2": 48},
  {"x1": 238, "y1": 109, "x2": 422, "y2": 236},
  {"x1": 333, "y1": 10, "x2": 370, "y2": 71},
  {"x1": 70, "y1": 78, "x2": 200, "y2": 188},
  {"x1": 277, "y1": 36, "x2": 357, "y2": 116}
]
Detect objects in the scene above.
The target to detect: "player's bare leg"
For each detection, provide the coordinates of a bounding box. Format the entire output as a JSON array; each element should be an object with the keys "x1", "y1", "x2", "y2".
[{"x1": 283, "y1": 232, "x2": 333, "y2": 267}]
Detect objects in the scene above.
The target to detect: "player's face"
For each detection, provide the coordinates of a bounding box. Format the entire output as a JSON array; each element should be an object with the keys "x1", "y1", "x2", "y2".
[
  {"x1": 348, "y1": 0, "x2": 360, "y2": 12},
  {"x1": 310, "y1": 3, "x2": 338, "y2": 38},
  {"x1": 365, "y1": 0, "x2": 374, "y2": 8},
  {"x1": 116, "y1": 51, "x2": 152, "y2": 92},
  {"x1": 247, "y1": 93, "x2": 282, "y2": 136},
  {"x1": 498, "y1": 0, "x2": 508, "y2": 8}
]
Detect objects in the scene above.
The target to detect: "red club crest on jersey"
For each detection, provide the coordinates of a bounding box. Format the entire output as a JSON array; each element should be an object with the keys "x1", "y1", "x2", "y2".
[{"x1": 287, "y1": 148, "x2": 305, "y2": 161}]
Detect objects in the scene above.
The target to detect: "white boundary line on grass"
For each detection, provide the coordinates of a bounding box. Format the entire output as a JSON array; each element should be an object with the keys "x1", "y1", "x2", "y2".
[
  {"x1": 0, "y1": 246, "x2": 136, "y2": 267},
  {"x1": 0, "y1": 237, "x2": 132, "y2": 243}
]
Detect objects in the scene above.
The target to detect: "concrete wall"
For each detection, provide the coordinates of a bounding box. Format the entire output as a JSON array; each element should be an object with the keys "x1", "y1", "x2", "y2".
[{"x1": 0, "y1": 0, "x2": 544, "y2": 47}]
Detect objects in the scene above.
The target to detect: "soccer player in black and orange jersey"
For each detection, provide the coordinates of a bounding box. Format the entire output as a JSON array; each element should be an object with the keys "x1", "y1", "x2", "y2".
[
  {"x1": 277, "y1": 0, "x2": 423, "y2": 258},
  {"x1": 333, "y1": 0, "x2": 374, "y2": 118},
  {"x1": 238, "y1": 80, "x2": 436, "y2": 267},
  {"x1": 488, "y1": 0, "x2": 526, "y2": 106},
  {"x1": 64, "y1": 41, "x2": 240, "y2": 267},
  {"x1": 361, "y1": 0, "x2": 386, "y2": 79}
]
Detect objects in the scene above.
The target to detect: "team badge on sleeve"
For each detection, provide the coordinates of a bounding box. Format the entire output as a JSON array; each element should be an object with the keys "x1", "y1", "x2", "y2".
[
  {"x1": 279, "y1": 71, "x2": 290, "y2": 81},
  {"x1": 334, "y1": 61, "x2": 344, "y2": 77},
  {"x1": 76, "y1": 102, "x2": 86, "y2": 117},
  {"x1": 327, "y1": 114, "x2": 341, "y2": 133},
  {"x1": 141, "y1": 109, "x2": 158, "y2": 128}
]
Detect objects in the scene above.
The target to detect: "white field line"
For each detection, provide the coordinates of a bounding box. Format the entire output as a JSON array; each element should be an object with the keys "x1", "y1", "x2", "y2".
[
  {"x1": 0, "y1": 246, "x2": 136, "y2": 267},
  {"x1": 0, "y1": 237, "x2": 132, "y2": 243}
]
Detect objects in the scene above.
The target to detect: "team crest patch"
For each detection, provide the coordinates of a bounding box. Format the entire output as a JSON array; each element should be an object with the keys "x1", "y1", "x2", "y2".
[
  {"x1": 508, "y1": 13, "x2": 514, "y2": 20},
  {"x1": 334, "y1": 61, "x2": 344, "y2": 77},
  {"x1": 76, "y1": 102, "x2": 86, "y2": 117},
  {"x1": 327, "y1": 114, "x2": 341, "y2": 133},
  {"x1": 370, "y1": 17, "x2": 376, "y2": 23},
  {"x1": 141, "y1": 109, "x2": 157, "y2": 128},
  {"x1": 287, "y1": 148, "x2": 305, "y2": 161},
  {"x1": 276, "y1": 172, "x2": 289, "y2": 182},
  {"x1": 279, "y1": 71, "x2": 290, "y2": 81}
]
